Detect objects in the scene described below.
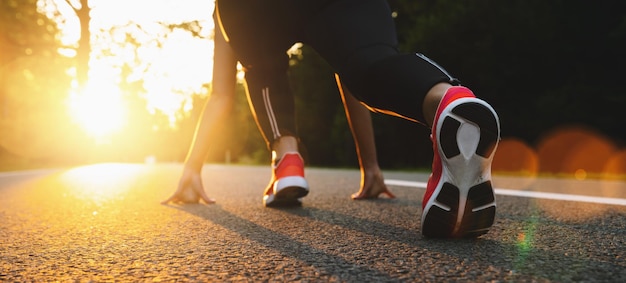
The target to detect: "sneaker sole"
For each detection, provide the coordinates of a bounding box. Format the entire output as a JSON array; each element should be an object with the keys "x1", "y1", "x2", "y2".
[
  {"x1": 264, "y1": 196, "x2": 303, "y2": 207},
  {"x1": 422, "y1": 98, "x2": 500, "y2": 238},
  {"x1": 263, "y1": 176, "x2": 309, "y2": 207},
  {"x1": 275, "y1": 176, "x2": 309, "y2": 198}
]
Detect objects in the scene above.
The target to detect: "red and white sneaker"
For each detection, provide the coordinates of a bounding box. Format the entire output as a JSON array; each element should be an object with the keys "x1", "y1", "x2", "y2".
[
  {"x1": 421, "y1": 86, "x2": 500, "y2": 238},
  {"x1": 263, "y1": 152, "x2": 309, "y2": 207}
]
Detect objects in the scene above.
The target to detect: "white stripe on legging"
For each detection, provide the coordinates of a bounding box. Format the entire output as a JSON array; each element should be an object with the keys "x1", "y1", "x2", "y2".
[
  {"x1": 262, "y1": 87, "x2": 281, "y2": 139},
  {"x1": 415, "y1": 53, "x2": 455, "y2": 82}
]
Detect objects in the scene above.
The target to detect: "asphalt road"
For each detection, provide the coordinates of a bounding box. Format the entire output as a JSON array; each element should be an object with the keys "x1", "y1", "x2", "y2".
[{"x1": 1, "y1": 163, "x2": 624, "y2": 282}]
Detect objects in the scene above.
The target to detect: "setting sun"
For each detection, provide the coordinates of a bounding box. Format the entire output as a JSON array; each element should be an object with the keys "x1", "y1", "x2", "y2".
[{"x1": 67, "y1": 80, "x2": 127, "y2": 139}]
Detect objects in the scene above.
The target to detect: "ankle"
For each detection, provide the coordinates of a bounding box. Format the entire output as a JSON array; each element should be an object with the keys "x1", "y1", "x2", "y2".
[
  {"x1": 271, "y1": 136, "x2": 299, "y2": 160},
  {"x1": 423, "y1": 83, "x2": 452, "y2": 127}
]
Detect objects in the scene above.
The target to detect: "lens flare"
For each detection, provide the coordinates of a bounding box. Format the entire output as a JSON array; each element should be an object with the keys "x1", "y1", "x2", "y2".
[
  {"x1": 492, "y1": 138, "x2": 539, "y2": 176},
  {"x1": 537, "y1": 126, "x2": 617, "y2": 177},
  {"x1": 514, "y1": 214, "x2": 538, "y2": 271}
]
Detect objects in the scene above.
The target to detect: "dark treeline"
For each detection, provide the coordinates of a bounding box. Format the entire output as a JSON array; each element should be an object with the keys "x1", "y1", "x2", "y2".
[{"x1": 288, "y1": 0, "x2": 626, "y2": 170}]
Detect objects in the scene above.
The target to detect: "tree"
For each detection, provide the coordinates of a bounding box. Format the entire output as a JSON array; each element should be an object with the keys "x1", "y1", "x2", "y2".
[
  {"x1": 69, "y1": 0, "x2": 90, "y2": 87},
  {"x1": 41, "y1": 0, "x2": 91, "y2": 87},
  {"x1": 392, "y1": 0, "x2": 626, "y2": 145},
  {"x1": 0, "y1": 0, "x2": 75, "y2": 162}
]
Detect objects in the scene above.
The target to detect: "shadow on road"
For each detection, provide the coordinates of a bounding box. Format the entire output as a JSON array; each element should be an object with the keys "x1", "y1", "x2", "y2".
[
  {"x1": 163, "y1": 200, "x2": 625, "y2": 281},
  {"x1": 165, "y1": 203, "x2": 399, "y2": 281}
]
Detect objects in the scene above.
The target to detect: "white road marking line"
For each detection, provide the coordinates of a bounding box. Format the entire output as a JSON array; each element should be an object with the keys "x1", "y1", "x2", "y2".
[
  {"x1": 385, "y1": 179, "x2": 626, "y2": 207},
  {"x1": 0, "y1": 169, "x2": 60, "y2": 178}
]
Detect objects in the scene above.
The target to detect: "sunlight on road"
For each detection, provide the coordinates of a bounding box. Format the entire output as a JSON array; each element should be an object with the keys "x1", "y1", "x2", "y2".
[{"x1": 60, "y1": 163, "x2": 145, "y2": 204}]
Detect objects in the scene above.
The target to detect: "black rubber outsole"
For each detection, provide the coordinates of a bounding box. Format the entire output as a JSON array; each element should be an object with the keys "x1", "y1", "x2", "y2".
[
  {"x1": 422, "y1": 101, "x2": 499, "y2": 238},
  {"x1": 265, "y1": 186, "x2": 308, "y2": 208}
]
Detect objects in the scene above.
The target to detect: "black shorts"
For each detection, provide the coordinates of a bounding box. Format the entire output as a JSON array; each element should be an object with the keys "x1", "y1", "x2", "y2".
[
  {"x1": 215, "y1": 0, "x2": 398, "y2": 76},
  {"x1": 216, "y1": 0, "x2": 457, "y2": 123}
]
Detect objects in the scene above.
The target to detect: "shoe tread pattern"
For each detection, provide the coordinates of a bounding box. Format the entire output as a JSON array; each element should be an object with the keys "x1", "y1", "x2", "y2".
[
  {"x1": 423, "y1": 182, "x2": 496, "y2": 238},
  {"x1": 423, "y1": 99, "x2": 499, "y2": 238},
  {"x1": 422, "y1": 183, "x2": 459, "y2": 237},
  {"x1": 459, "y1": 181, "x2": 496, "y2": 237},
  {"x1": 451, "y1": 102, "x2": 499, "y2": 158}
]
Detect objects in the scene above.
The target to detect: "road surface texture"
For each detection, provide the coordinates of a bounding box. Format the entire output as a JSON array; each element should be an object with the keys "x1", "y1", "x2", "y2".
[{"x1": 1, "y1": 163, "x2": 625, "y2": 282}]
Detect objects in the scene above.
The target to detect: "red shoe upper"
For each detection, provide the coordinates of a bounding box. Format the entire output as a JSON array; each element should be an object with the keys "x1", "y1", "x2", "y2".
[{"x1": 274, "y1": 152, "x2": 305, "y2": 180}]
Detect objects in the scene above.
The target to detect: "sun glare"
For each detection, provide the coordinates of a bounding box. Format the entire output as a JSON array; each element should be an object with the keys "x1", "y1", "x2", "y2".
[
  {"x1": 68, "y1": 80, "x2": 127, "y2": 139},
  {"x1": 41, "y1": 0, "x2": 216, "y2": 139}
]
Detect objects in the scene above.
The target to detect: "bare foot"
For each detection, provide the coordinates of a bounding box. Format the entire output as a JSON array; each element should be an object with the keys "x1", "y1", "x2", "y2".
[{"x1": 351, "y1": 171, "x2": 396, "y2": 200}]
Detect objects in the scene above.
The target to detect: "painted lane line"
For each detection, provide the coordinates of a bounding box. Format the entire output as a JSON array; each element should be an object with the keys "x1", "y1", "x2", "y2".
[
  {"x1": 385, "y1": 180, "x2": 428, "y2": 188},
  {"x1": 384, "y1": 179, "x2": 626, "y2": 207},
  {"x1": 0, "y1": 169, "x2": 60, "y2": 178}
]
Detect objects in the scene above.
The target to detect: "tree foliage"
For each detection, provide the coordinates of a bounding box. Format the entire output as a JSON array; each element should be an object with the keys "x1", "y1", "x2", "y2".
[
  {"x1": 0, "y1": 0, "x2": 75, "y2": 162},
  {"x1": 391, "y1": 0, "x2": 626, "y2": 145}
]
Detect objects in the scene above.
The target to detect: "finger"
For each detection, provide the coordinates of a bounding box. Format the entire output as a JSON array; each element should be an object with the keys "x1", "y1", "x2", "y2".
[
  {"x1": 161, "y1": 194, "x2": 180, "y2": 204},
  {"x1": 351, "y1": 191, "x2": 369, "y2": 200},
  {"x1": 197, "y1": 189, "x2": 216, "y2": 204},
  {"x1": 200, "y1": 194, "x2": 216, "y2": 204},
  {"x1": 190, "y1": 175, "x2": 215, "y2": 204},
  {"x1": 351, "y1": 187, "x2": 396, "y2": 200},
  {"x1": 383, "y1": 189, "x2": 396, "y2": 199},
  {"x1": 162, "y1": 182, "x2": 188, "y2": 204}
]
